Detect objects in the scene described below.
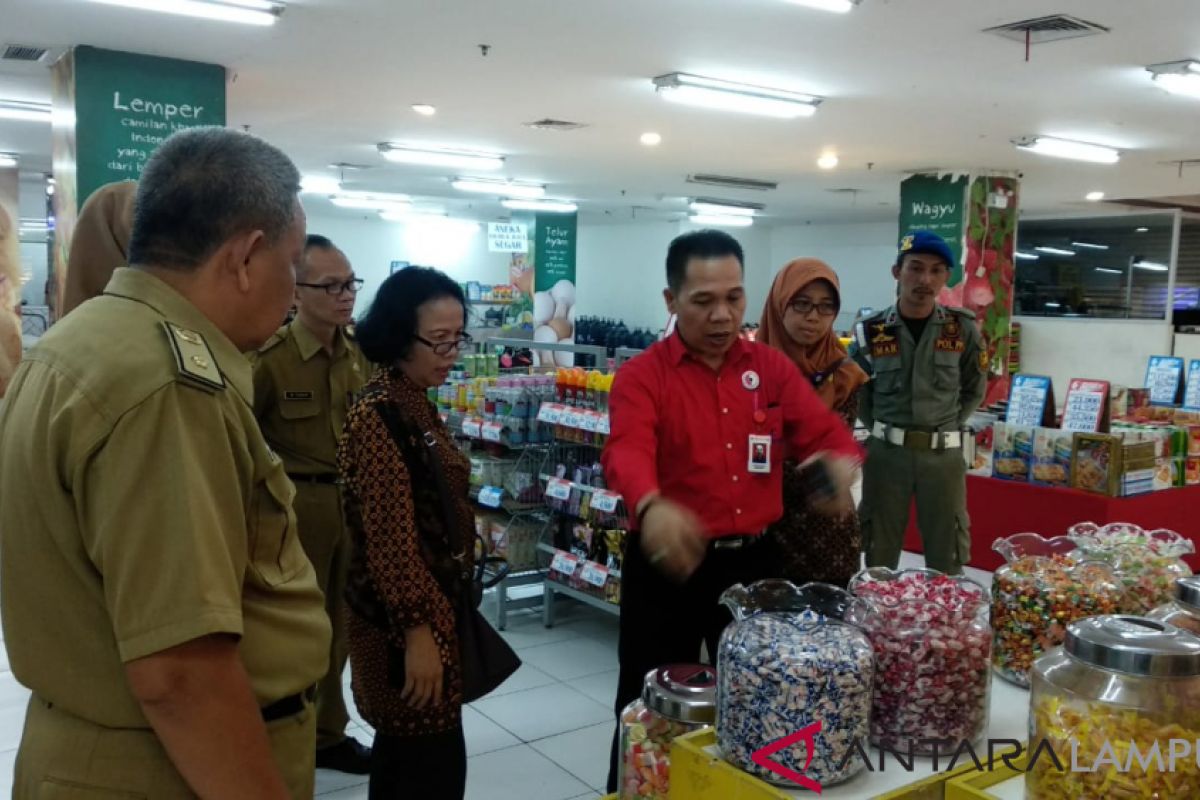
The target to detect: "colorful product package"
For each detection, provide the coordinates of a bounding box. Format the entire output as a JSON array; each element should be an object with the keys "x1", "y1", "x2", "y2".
[
  {"x1": 1070, "y1": 433, "x2": 1122, "y2": 496},
  {"x1": 1030, "y1": 427, "x2": 1073, "y2": 487},
  {"x1": 992, "y1": 422, "x2": 1033, "y2": 482}
]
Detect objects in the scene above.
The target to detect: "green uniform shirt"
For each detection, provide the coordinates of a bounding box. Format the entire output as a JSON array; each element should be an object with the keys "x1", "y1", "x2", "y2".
[
  {"x1": 252, "y1": 320, "x2": 370, "y2": 476},
  {"x1": 0, "y1": 268, "x2": 331, "y2": 728},
  {"x1": 854, "y1": 304, "x2": 987, "y2": 432}
]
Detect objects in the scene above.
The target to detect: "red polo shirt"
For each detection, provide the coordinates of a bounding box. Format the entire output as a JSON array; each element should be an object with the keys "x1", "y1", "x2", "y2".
[{"x1": 602, "y1": 333, "x2": 861, "y2": 539}]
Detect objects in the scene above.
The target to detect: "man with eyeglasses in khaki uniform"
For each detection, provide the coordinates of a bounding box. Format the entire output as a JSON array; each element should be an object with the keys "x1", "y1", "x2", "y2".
[{"x1": 253, "y1": 235, "x2": 372, "y2": 773}]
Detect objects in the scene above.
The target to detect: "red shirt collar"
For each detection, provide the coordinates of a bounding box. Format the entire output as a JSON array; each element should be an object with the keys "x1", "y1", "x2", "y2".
[{"x1": 665, "y1": 330, "x2": 752, "y2": 369}]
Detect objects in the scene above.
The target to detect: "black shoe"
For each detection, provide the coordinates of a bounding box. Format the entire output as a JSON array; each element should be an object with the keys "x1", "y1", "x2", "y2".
[{"x1": 316, "y1": 737, "x2": 372, "y2": 774}]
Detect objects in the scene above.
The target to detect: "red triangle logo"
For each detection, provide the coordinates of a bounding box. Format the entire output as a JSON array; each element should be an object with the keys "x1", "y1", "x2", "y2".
[{"x1": 749, "y1": 721, "x2": 824, "y2": 793}]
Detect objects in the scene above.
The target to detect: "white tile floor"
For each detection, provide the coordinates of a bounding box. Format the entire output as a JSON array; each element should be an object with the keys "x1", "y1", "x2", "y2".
[{"x1": 0, "y1": 552, "x2": 982, "y2": 799}]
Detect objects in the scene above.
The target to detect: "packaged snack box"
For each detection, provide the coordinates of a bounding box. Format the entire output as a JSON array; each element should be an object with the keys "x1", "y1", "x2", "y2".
[
  {"x1": 1030, "y1": 427, "x2": 1073, "y2": 487},
  {"x1": 1071, "y1": 433, "x2": 1122, "y2": 496},
  {"x1": 992, "y1": 422, "x2": 1033, "y2": 482}
]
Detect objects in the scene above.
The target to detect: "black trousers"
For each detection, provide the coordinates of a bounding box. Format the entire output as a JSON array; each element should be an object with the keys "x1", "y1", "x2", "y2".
[
  {"x1": 370, "y1": 724, "x2": 467, "y2": 800},
  {"x1": 605, "y1": 533, "x2": 781, "y2": 792}
]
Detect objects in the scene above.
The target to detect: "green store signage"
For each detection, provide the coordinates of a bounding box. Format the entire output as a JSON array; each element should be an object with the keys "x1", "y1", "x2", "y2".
[{"x1": 898, "y1": 174, "x2": 968, "y2": 286}]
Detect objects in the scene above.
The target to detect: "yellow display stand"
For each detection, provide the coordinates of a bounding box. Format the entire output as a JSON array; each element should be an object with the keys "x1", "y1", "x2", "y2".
[{"x1": 944, "y1": 751, "x2": 1028, "y2": 800}]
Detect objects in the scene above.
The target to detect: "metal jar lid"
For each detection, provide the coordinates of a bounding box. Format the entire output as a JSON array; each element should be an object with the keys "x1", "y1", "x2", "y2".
[
  {"x1": 1065, "y1": 615, "x2": 1200, "y2": 678},
  {"x1": 1176, "y1": 576, "x2": 1200, "y2": 613},
  {"x1": 642, "y1": 664, "x2": 717, "y2": 724}
]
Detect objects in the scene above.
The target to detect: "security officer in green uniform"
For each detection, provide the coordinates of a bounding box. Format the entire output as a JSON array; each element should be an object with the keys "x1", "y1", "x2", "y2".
[
  {"x1": 254, "y1": 234, "x2": 372, "y2": 773},
  {"x1": 0, "y1": 128, "x2": 330, "y2": 799},
  {"x1": 852, "y1": 231, "x2": 987, "y2": 575}
]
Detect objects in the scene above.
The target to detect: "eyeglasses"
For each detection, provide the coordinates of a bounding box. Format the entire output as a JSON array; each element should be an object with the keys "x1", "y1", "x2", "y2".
[
  {"x1": 789, "y1": 298, "x2": 839, "y2": 318},
  {"x1": 416, "y1": 334, "x2": 473, "y2": 356},
  {"x1": 296, "y1": 278, "x2": 364, "y2": 296}
]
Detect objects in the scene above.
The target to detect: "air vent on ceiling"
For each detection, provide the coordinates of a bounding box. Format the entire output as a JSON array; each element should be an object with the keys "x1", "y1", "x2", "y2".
[
  {"x1": 3, "y1": 44, "x2": 49, "y2": 62},
  {"x1": 524, "y1": 118, "x2": 588, "y2": 131},
  {"x1": 692, "y1": 196, "x2": 765, "y2": 211},
  {"x1": 983, "y1": 15, "x2": 1109, "y2": 45},
  {"x1": 687, "y1": 174, "x2": 778, "y2": 192}
]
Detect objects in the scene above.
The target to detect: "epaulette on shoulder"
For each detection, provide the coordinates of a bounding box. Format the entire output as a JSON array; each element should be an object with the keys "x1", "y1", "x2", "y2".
[
  {"x1": 162, "y1": 322, "x2": 226, "y2": 393},
  {"x1": 947, "y1": 306, "x2": 976, "y2": 320}
]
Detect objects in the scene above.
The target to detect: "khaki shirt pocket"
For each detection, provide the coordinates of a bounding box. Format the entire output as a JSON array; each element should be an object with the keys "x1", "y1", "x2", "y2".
[
  {"x1": 248, "y1": 465, "x2": 309, "y2": 587},
  {"x1": 872, "y1": 356, "x2": 904, "y2": 394},
  {"x1": 279, "y1": 395, "x2": 320, "y2": 420},
  {"x1": 933, "y1": 349, "x2": 961, "y2": 391}
]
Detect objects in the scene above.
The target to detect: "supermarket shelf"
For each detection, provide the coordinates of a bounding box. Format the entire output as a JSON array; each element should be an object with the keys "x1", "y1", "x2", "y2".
[
  {"x1": 469, "y1": 486, "x2": 545, "y2": 515},
  {"x1": 543, "y1": 579, "x2": 619, "y2": 625},
  {"x1": 488, "y1": 569, "x2": 544, "y2": 631},
  {"x1": 536, "y1": 542, "x2": 621, "y2": 580}
]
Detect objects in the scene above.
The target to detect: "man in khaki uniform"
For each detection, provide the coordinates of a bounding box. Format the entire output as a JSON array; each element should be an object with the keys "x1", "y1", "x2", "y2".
[
  {"x1": 852, "y1": 231, "x2": 987, "y2": 575},
  {"x1": 0, "y1": 127, "x2": 330, "y2": 799},
  {"x1": 254, "y1": 234, "x2": 371, "y2": 773}
]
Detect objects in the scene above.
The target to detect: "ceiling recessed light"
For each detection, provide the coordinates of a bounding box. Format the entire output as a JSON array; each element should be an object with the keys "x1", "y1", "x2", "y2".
[
  {"x1": 85, "y1": 0, "x2": 284, "y2": 26},
  {"x1": 412, "y1": 104, "x2": 437, "y2": 116},
  {"x1": 0, "y1": 100, "x2": 51, "y2": 123},
  {"x1": 1012, "y1": 135, "x2": 1120, "y2": 164},
  {"x1": 502, "y1": 199, "x2": 578, "y2": 213},
  {"x1": 784, "y1": 0, "x2": 857, "y2": 12},
  {"x1": 817, "y1": 153, "x2": 839, "y2": 169},
  {"x1": 452, "y1": 178, "x2": 546, "y2": 199},
  {"x1": 689, "y1": 213, "x2": 754, "y2": 228},
  {"x1": 1085, "y1": 191, "x2": 1105, "y2": 201},
  {"x1": 640, "y1": 132, "x2": 662, "y2": 146},
  {"x1": 300, "y1": 175, "x2": 341, "y2": 194},
  {"x1": 652, "y1": 72, "x2": 822, "y2": 119},
  {"x1": 0, "y1": 154, "x2": 17, "y2": 168},
  {"x1": 1034, "y1": 246, "x2": 1076, "y2": 256},
  {"x1": 377, "y1": 143, "x2": 504, "y2": 171}
]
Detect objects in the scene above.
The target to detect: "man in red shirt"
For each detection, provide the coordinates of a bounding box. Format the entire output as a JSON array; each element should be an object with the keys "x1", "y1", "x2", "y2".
[{"x1": 602, "y1": 230, "x2": 862, "y2": 791}]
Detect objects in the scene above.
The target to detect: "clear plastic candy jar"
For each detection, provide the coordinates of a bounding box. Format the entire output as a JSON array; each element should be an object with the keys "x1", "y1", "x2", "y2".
[
  {"x1": 991, "y1": 533, "x2": 1122, "y2": 687},
  {"x1": 1149, "y1": 576, "x2": 1200, "y2": 637},
  {"x1": 1068, "y1": 522, "x2": 1195, "y2": 615},
  {"x1": 618, "y1": 665, "x2": 716, "y2": 800},
  {"x1": 717, "y1": 580, "x2": 874, "y2": 789},
  {"x1": 846, "y1": 567, "x2": 991, "y2": 754},
  {"x1": 1028, "y1": 615, "x2": 1200, "y2": 799}
]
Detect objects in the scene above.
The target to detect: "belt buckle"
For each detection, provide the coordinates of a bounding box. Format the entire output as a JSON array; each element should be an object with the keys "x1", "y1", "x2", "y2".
[
  {"x1": 906, "y1": 430, "x2": 933, "y2": 450},
  {"x1": 712, "y1": 537, "x2": 745, "y2": 551}
]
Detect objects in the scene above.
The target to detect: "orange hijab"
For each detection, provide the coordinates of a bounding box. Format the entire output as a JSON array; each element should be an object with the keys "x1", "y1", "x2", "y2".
[{"x1": 758, "y1": 258, "x2": 868, "y2": 410}]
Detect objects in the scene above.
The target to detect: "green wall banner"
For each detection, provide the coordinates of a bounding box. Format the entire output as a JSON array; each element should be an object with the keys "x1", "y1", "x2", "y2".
[{"x1": 898, "y1": 174, "x2": 969, "y2": 287}]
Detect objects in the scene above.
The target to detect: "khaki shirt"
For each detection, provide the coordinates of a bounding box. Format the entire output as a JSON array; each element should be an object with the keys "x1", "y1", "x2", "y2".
[
  {"x1": 252, "y1": 321, "x2": 370, "y2": 476},
  {"x1": 855, "y1": 304, "x2": 987, "y2": 431},
  {"x1": 0, "y1": 268, "x2": 330, "y2": 728}
]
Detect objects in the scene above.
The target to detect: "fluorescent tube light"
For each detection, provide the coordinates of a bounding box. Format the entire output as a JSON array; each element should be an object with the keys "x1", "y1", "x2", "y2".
[
  {"x1": 689, "y1": 213, "x2": 754, "y2": 228},
  {"x1": 1071, "y1": 241, "x2": 1109, "y2": 251},
  {"x1": 1095, "y1": 267, "x2": 1123, "y2": 275},
  {"x1": 0, "y1": 100, "x2": 51, "y2": 123},
  {"x1": 785, "y1": 0, "x2": 857, "y2": 12},
  {"x1": 1132, "y1": 260, "x2": 1169, "y2": 272},
  {"x1": 300, "y1": 175, "x2": 341, "y2": 194},
  {"x1": 502, "y1": 199, "x2": 578, "y2": 213},
  {"x1": 653, "y1": 72, "x2": 822, "y2": 119},
  {"x1": 1136, "y1": 227, "x2": 1150, "y2": 233},
  {"x1": 0, "y1": 154, "x2": 17, "y2": 168},
  {"x1": 1013, "y1": 135, "x2": 1120, "y2": 164},
  {"x1": 378, "y1": 143, "x2": 504, "y2": 171},
  {"x1": 19, "y1": 218, "x2": 47, "y2": 230},
  {"x1": 330, "y1": 191, "x2": 411, "y2": 213},
  {"x1": 689, "y1": 201, "x2": 756, "y2": 217},
  {"x1": 452, "y1": 179, "x2": 545, "y2": 199},
  {"x1": 1147, "y1": 60, "x2": 1200, "y2": 100},
  {"x1": 1015, "y1": 251, "x2": 1039, "y2": 261},
  {"x1": 1034, "y1": 246, "x2": 1076, "y2": 256},
  {"x1": 86, "y1": 0, "x2": 283, "y2": 25},
  {"x1": 1045, "y1": 302, "x2": 1061, "y2": 308},
  {"x1": 1085, "y1": 191, "x2": 1105, "y2": 201}
]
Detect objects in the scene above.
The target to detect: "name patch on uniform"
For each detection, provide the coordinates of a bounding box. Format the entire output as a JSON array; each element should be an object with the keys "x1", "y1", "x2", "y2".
[
  {"x1": 870, "y1": 323, "x2": 899, "y2": 358},
  {"x1": 934, "y1": 336, "x2": 965, "y2": 354},
  {"x1": 285, "y1": 391, "x2": 314, "y2": 401}
]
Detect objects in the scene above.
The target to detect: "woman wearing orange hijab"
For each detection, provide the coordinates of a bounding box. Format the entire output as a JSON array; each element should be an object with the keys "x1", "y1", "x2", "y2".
[{"x1": 758, "y1": 258, "x2": 869, "y2": 587}]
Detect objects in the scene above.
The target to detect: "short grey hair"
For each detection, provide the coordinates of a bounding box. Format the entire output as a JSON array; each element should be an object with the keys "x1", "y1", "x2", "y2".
[{"x1": 128, "y1": 127, "x2": 301, "y2": 270}]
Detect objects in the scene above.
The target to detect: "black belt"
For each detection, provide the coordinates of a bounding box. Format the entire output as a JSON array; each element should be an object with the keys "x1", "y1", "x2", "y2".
[
  {"x1": 261, "y1": 686, "x2": 315, "y2": 722},
  {"x1": 287, "y1": 473, "x2": 340, "y2": 486},
  {"x1": 709, "y1": 534, "x2": 762, "y2": 551}
]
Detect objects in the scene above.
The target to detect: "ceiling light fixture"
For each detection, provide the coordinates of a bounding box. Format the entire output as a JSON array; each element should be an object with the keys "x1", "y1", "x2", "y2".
[
  {"x1": 452, "y1": 178, "x2": 546, "y2": 199},
  {"x1": 0, "y1": 154, "x2": 17, "y2": 168},
  {"x1": 1015, "y1": 251, "x2": 1039, "y2": 260},
  {"x1": 1136, "y1": 227, "x2": 1150, "y2": 233},
  {"x1": 378, "y1": 209, "x2": 448, "y2": 222},
  {"x1": 1133, "y1": 260, "x2": 1169, "y2": 272},
  {"x1": 0, "y1": 100, "x2": 51, "y2": 123},
  {"x1": 640, "y1": 132, "x2": 662, "y2": 146},
  {"x1": 1034, "y1": 246, "x2": 1076, "y2": 256},
  {"x1": 652, "y1": 72, "x2": 822, "y2": 119},
  {"x1": 411, "y1": 104, "x2": 437, "y2": 116},
  {"x1": 1085, "y1": 191, "x2": 1106, "y2": 201},
  {"x1": 378, "y1": 143, "x2": 504, "y2": 171},
  {"x1": 689, "y1": 200, "x2": 757, "y2": 217},
  {"x1": 502, "y1": 199, "x2": 578, "y2": 213},
  {"x1": 784, "y1": 0, "x2": 857, "y2": 13},
  {"x1": 689, "y1": 213, "x2": 754, "y2": 228},
  {"x1": 19, "y1": 218, "x2": 47, "y2": 230},
  {"x1": 1095, "y1": 267, "x2": 1123, "y2": 274},
  {"x1": 1012, "y1": 135, "x2": 1120, "y2": 164},
  {"x1": 1147, "y1": 60, "x2": 1200, "y2": 100},
  {"x1": 817, "y1": 153, "x2": 839, "y2": 169},
  {"x1": 1072, "y1": 241, "x2": 1110, "y2": 250},
  {"x1": 300, "y1": 175, "x2": 341, "y2": 194},
  {"x1": 85, "y1": 0, "x2": 284, "y2": 26},
  {"x1": 1045, "y1": 302, "x2": 1062, "y2": 309},
  {"x1": 330, "y1": 190, "x2": 411, "y2": 213}
]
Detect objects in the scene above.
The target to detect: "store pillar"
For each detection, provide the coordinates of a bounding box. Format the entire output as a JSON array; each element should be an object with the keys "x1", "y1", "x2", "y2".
[
  {"x1": 900, "y1": 173, "x2": 1020, "y2": 405},
  {"x1": 48, "y1": 46, "x2": 226, "y2": 319}
]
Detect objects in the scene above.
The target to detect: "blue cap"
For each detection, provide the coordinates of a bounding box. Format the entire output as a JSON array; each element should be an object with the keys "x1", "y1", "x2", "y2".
[{"x1": 898, "y1": 230, "x2": 955, "y2": 268}]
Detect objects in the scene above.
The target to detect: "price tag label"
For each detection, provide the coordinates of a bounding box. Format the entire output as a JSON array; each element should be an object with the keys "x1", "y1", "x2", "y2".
[
  {"x1": 590, "y1": 490, "x2": 620, "y2": 514},
  {"x1": 1146, "y1": 356, "x2": 1184, "y2": 406},
  {"x1": 581, "y1": 560, "x2": 609, "y2": 588},
  {"x1": 1062, "y1": 378, "x2": 1110, "y2": 433},
  {"x1": 462, "y1": 417, "x2": 483, "y2": 438},
  {"x1": 545, "y1": 477, "x2": 573, "y2": 501},
  {"x1": 470, "y1": 460, "x2": 484, "y2": 479},
  {"x1": 596, "y1": 414, "x2": 611, "y2": 436},
  {"x1": 584, "y1": 411, "x2": 602, "y2": 432},
  {"x1": 478, "y1": 485, "x2": 503, "y2": 508},
  {"x1": 557, "y1": 408, "x2": 577, "y2": 429},
  {"x1": 550, "y1": 550, "x2": 579, "y2": 576},
  {"x1": 481, "y1": 422, "x2": 504, "y2": 443},
  {"x1": 537, "y1": 403, "x2": 562, "y2": 424}
]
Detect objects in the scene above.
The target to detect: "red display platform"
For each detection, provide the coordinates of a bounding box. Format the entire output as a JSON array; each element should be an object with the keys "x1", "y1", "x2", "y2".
[{"x1": 904, "y1": 475, "x2": 1200, "y2": 572}]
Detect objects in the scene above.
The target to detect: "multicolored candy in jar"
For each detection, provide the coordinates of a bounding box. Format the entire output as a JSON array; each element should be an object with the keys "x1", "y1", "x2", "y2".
[
  {"x1": 1067, "y1": 522, "x2": 1195, "y2": 616},
  {"x1": 618, "y1": 665, "x2": 716, "y2": 800}
]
